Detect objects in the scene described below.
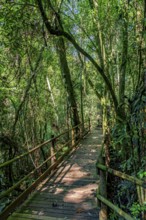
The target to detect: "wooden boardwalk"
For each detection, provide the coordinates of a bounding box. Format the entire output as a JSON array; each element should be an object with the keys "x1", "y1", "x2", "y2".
[{"x1": 8, "y1": 129, "x2": 102, "y2": 220}]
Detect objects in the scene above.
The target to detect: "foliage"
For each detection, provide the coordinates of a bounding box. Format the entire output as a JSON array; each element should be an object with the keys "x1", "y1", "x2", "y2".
[
  {"x1": 130, "y1": 202, "x2": 146, "y2": 220},
  {"x1": 0, "y1": 0, "x2": 145, "y2": 217}
]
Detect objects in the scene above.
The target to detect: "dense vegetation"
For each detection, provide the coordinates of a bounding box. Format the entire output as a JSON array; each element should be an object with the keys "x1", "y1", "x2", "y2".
[{"x1": 0, "y1": 0, "x2": 146, "y2": 219}]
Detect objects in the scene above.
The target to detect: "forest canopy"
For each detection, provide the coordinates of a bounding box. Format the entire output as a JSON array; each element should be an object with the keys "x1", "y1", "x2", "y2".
[{"x1": 0, "y1": 0, "x2": 146, "y2": 219}]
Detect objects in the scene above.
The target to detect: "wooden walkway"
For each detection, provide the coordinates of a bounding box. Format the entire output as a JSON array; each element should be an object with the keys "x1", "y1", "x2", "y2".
[{"x1": 8, "y1": 129, "x2": 102, "y2": 220}]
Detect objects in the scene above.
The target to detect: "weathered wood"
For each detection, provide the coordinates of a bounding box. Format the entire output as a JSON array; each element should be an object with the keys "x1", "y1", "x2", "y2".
[
  {"x1": 0, "y1": 121, "x2": 88, "y2": 169},
  {"x1": 0, "y1": 137, "x2": 78, "y2": 199},
  {"x1": 97, "y1": 162, "x2": 145, "y2": 219},
  {"x1": 97, "y1": 194, "x2": 133, "y2": 220},
  {"x1": 0, "y1": 125, "x2": 90, "y2": 220},
  {"x1": 22, "y1": 199, "x2": 95, "y2": 208},
  {"x1": 104, "y1": 131, "x2": 110, "y2": 167},
  {"x1": 51, "y1": 135, "x2": 56, "y2": 167},
  {"x1": 0, "y1": 140, "x2": 51, "y2": 169},
  {"x1": 88, "y1": 118, "x2": 91, "y2": 131},
  {"x1": 0, "y1": 140, "x2": 81, "y2": 220},
  {"x1": 98, "y1": 157, "x2": 107, "y2": 220},
  {"x1": 8, "y1": 213, "x2": 60, "y2": 220},
  {"x1": 5, "y1": 129, "x2": 101, "y2": 220},
  {"x1": 9, "y1": 212, "x2": 98, "y2": 220},
  {"x1": 96, "y1": 163, "x2": 144, "y2": 187},
  {"x1": 71, "y1": 127, "x2": 75, "y2": 146},
  {"x1": 137, "y1": 185, "x2": 146, "y2": 220},
  {"x1": 0, "y1": 143, "x2": 66, "y2": 199}
]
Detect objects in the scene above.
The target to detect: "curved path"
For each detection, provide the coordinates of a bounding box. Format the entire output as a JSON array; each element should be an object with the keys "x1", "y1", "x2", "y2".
[{"x1": 8, "y1": 129, "x2": 102, "y2": 220}]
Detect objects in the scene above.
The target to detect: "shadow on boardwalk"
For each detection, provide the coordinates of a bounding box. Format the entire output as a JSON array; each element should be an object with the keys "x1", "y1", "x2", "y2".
[{"x1": 8, "y1": 129, "x2": 103, "y2": 220}]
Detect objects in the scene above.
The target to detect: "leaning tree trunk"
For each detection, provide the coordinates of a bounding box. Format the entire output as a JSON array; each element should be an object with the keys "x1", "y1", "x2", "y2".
[{"x1": 56, "y1": 37, "x2": 80, "y2": 130}]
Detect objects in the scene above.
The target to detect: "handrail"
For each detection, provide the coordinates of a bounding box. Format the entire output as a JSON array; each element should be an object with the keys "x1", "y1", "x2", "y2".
[
  {"x1": 0, "y1": 121, "x2": 86, "y2": 169},
  {"x1": 0, "y1": 119, "x2": 90, "y2": 220},
  {"x1": 97, "y1": 162, "x2": 145, "y2": 220},
  {"x1": 96, "y1": 195, "x2": 133, "y2": 220},
  {"x1": 96, "y1": 163, "x2": 145, "y2": 187},
  {"x1": 0, "y1": 132, "x2": 82, "y2": 199},
  {"x1": 0, "y1": 139, "x2": 73, "y2": 199}
]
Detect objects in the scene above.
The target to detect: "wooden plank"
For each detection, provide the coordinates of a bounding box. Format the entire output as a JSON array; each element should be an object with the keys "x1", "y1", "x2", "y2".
[
  {"x1": 6, "y1": 129, "x2": 100, "y2": 220},
  {"x1": 22, "y1": 200, "x2": 96, "y2": 209},
  {"x1": 42, "y1": 180, "x2": 97, "y2": 188},
  {"x1": 1, "y1": 139, "x2": 82, "y2": 220},
  {"x1": 46, "y1": 180, "x2": 97, "y2": 187},
  {"x1": 9, "y1": 212, "x2": 98, "y2": 220},
  {"x1": 48, "y1": 176, "x2": 97, "y2": 182},
  {"x1": 23, "y1": 197, "x2": 97, "y2": 206},
  {"x1": 22, "y1": 197, "x2": 96, "y2": 206},
  {"x1": 20, "y1": 198, "x2": 96, "y2": 212},
  {"x1": 8, "y1": 213, "x2": 70, "y2": 220},
  {"x1": 17, "y1": 208, "x2": 98, "y2": 218}
]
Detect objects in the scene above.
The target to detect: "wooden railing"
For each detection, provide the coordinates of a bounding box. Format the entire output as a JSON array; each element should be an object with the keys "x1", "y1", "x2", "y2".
[
  {"x1": 0, "y1": 119, "x2": 90, "y2": 220},
  {"x1": 96, "y1": 160, "x2": 146, "y2": 220}
]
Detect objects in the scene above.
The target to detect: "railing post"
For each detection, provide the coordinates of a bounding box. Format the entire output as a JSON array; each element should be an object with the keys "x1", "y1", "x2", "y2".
[
  {"x1": 137, "y1": 185, "x2": 146, "y2": 220},
  {"x1": 80, "y1": 126, "x2": 82, "y2": 139},
  {"x1": 51, "y1": 135, "x2": 56, "y2": 167},
  {"x1": 98, "y1": 156, "x2": 107, "y2": 220},
  {"x1": 71, "y1": 127, "x2": 75, "y2": 147},
  {"x1": 88, "y1": 118, "x2": 91, "y2": 132}
]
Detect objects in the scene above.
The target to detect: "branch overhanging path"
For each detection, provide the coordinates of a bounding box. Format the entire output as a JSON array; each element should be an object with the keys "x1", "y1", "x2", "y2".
[{"x1": 36, "y1": 0, "x2": 119, "y2": 116}]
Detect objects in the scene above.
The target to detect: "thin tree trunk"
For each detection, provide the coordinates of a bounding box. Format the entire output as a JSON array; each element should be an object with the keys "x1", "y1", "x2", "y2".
[
  {"x1": 80, "y1": 70, "x2": 84, "y2": 132},
  {"x1": 119, "y1": 9, "x2": 128, "y2": 107},
  {"x1": 12, "y1": 46, "x2": 44, "y2": 134},
  {"x1": 46, "y1": 76, "x2": 59, "y2": 124}
]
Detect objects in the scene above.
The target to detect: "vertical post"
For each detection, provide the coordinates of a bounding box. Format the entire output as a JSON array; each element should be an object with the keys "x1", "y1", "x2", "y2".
[
  {"x1": 137, "y1": 184, "x2": 146, "y2": 220},
  {"x1": 143, "y1": 186, "x2": 146, "y2": 220},
  {"x1": 88, "y1": 118, "x2": 91, "y2": 132},
  {"x1": 80, "y1": 124, "x2": 83, "y2": 139},
  {"x1": 104, "y1": 131, "x2": 110, "y2": 167},
  {"x1": 142, "y1": 3, "x2": 146, "y2": 218},
  {"x1": 51, "y1": 135, "x2": 55, "y2": 167},
  {"x1": 99, "y1": 156, "x2": 107, "y2": 220},
  {"x1": 144, "y1": 71, "x2": 146, "y2": 220},
  {"x1": 71, "y1": 127, "x2": 75, "y2": 147}
]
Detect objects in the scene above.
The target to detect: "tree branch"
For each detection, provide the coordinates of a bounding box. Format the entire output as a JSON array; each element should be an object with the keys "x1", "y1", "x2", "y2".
[{"x1": 36, "y1": 0, "x2": 119, "y2": 116}]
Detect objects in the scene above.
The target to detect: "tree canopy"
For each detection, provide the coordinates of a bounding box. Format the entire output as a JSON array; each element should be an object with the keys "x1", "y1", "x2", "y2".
[{"x1": 0, "y1": 0, "x2": 146, "y2": 219}]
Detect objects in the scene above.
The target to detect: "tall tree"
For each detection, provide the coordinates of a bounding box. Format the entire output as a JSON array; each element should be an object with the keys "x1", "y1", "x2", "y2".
[
  {"x1": 56, "y1": 37, "x2": 80, "y2": 128},
  {"x1": 36, "y1": 0, "x2": 120, "y2": 118}
]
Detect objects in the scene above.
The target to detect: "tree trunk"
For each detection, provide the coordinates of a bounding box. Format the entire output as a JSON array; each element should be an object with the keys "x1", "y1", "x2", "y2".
[
  {"x1": 80, "y1": 70, "x2": 84, "y2": 132},
  {"x1": 56, "y1": 37, "x2": 80, "y2": 130},
  {"x1": 46, "y1": 76, "x2": 59, "y2": 125},
  {"x1": 37, "y1": 0, "x2": 121, "y2": 118},
  {"x1": 119, "y1": 8, "x2": 128, "y2": 108}
]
